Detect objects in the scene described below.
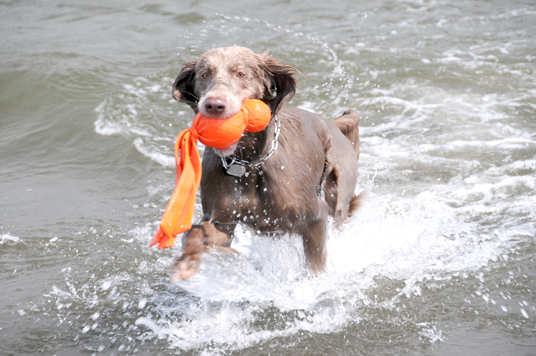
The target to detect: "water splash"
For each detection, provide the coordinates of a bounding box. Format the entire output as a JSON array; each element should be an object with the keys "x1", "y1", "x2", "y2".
[{"x1": 0, "y1": 233, "x2": 21, "y2": 245}]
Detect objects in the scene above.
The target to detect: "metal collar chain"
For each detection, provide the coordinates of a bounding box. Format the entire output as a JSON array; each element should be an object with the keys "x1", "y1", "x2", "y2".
[{"x1": 221, "y1": 115, "x2": 281, "y2": 176}]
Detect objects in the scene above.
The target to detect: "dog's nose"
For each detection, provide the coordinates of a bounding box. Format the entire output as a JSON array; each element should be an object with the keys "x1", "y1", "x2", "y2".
[{"x1": 204, "y1": 98, "x2": 227, "y2": 117}]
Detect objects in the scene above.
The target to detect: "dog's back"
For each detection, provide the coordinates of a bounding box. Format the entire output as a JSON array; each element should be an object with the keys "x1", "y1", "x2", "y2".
[{"x1": 332, "y1": 110, "x2": 360, "y2": 159}]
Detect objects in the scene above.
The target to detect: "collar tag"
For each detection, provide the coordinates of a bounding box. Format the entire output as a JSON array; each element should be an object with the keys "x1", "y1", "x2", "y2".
[{"x1": 225, "y1": 163, "x2": 246, "y2": 177}]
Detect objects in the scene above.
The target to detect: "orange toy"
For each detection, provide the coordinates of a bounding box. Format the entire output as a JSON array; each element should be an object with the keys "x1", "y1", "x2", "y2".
[{"x1": 150, "y1": 99, "x2": 272, "y2": 249}]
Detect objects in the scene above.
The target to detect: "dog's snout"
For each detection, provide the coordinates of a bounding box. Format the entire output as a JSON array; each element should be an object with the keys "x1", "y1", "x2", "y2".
[{"x1": 204, "y1": 98, "x2": 227, "y2": 117}]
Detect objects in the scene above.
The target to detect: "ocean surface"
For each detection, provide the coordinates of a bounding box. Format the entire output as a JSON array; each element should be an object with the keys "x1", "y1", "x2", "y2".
[{"x1": 1, "y1": 0, "x2": 535, "y2": 355}]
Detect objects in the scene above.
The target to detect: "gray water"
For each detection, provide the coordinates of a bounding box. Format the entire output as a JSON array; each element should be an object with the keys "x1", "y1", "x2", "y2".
[{"x1": 1, "y1": 0, "x2": 535, "y2": 355}]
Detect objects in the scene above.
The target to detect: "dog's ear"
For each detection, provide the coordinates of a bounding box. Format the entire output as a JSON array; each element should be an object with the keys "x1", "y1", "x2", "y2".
[
  {"x1": 260, "y1": 53, "x2": 299, "y2": 116},
  {"x1": 172, "y1": 60, "x2": 198, "y2": 112}
]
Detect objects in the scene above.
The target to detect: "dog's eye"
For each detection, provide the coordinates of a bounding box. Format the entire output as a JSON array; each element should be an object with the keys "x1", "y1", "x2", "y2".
[
  {"x1": 237, "y1": 72, "x2": 245, "y2": 78},
  {"x1": 201, "y1": 72, "x2": 210, "y2": 79}
]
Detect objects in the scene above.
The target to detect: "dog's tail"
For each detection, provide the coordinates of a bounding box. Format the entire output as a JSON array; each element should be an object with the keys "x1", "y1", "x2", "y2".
[
  {"x1": 333, "y1": 110, "x2": 360, "y2": 158},
  {"x1": 349, "y1": 190, "x2": 366, "y2": 217}
]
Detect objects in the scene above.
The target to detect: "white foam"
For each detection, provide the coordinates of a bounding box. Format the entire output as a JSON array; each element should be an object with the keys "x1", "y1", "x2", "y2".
[
  {"x1": 133, "y1": 138, "x2": 174, "y2": 168},
  {"x1": 0, "y1": 233, "x2": 21, "y2": 245},
  {"x1": 123, "y1": 186, "x2": 518, "y2": 351}
]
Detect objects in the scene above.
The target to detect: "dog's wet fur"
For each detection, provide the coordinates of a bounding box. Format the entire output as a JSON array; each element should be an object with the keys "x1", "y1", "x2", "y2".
[{"x1": 170, "y1": 47, "x2": 362, "y2": 279}]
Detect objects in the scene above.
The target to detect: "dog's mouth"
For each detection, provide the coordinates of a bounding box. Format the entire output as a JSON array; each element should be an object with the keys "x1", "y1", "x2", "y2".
[
  {"x1": 213, "y1": 143, "x2": 238, "y2": 157},
  {"x1": 198, "y1": 97, "x2": 268, "y2": 157},
  {"x1": 198, "y1": 102, "x2": 241, "y2": 156},
  {"x1": 199, "y1": 110, "x2": 237, "y2": 120}
]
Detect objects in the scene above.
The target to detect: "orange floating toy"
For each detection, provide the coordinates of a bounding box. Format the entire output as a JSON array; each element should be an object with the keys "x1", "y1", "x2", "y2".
[{"x1": 150, "y1": 99, "x2": 272, "y2": 249}]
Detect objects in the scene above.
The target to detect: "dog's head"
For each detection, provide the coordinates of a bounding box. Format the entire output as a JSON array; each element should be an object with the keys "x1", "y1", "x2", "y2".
[{"x1": 172, "y1": 47, "x2": 299, "y2": 120}]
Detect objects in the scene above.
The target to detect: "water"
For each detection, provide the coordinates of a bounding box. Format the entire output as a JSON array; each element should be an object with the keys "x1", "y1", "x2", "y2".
[{"x1": 1, "y1": 0, "x2": 535, "y2": 355}]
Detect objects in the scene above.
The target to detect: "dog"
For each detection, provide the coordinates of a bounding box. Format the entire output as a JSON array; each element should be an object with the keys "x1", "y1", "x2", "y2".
[{"x1": 170, "y1": 46, "x2": 361, "y2": 279}]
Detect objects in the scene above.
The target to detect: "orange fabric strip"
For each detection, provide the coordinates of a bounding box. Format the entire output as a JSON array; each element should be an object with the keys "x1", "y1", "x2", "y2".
[{"x1": 149, "y1": 129, "x2": 201, "y2": 248}]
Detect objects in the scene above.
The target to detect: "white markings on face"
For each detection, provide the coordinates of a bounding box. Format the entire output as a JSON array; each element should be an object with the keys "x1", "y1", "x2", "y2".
[{"x1": 195, "y1": 48, "x2": 264, "y2": 119}]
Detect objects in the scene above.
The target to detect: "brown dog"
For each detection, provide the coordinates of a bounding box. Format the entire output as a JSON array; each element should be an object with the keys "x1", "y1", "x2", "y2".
[{"x1": 170, "y1": 47, "x2": 361, "y2": 279}]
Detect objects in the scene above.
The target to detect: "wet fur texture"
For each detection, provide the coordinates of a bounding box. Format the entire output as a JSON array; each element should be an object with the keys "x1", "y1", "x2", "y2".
[{"x1": 170, "y1": 47, "x2": 361, "y2": 279}]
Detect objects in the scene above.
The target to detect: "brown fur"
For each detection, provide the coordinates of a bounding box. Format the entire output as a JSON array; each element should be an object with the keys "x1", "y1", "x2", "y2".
[{"x1": 170, "y1": 47, "x2": 361, "y2": 280}]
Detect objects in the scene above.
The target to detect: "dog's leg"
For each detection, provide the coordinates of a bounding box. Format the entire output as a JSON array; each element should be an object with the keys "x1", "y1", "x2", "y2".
[
  {"x1": 203, "y1": 222, "x2": 238, "y2": 257},
  {"x1": 301, "y1": 201, "x2": 329, "y2": 273},
  {"x1": 171, "y1": 221, "x2": 235, "y2": 281}
]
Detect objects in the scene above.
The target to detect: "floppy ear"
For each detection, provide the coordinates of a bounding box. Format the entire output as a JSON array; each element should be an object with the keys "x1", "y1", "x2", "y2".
[
  {"x1": 260, "y1": 54, "x2": 299, "y2": 116},
  {"x1": 172, "y1": 60, "x2": 198, "y2": 112}
]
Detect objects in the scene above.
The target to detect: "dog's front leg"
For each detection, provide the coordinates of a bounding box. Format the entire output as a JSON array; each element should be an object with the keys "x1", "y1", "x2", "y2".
[{"x1": 171, "y1": 221, "x2": 234, "y2": 281}]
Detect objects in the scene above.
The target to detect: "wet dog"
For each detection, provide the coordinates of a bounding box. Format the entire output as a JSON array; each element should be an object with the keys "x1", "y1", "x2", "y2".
[{"x1": 170, "y1": 47, "x2": 361, "y2": 279}]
